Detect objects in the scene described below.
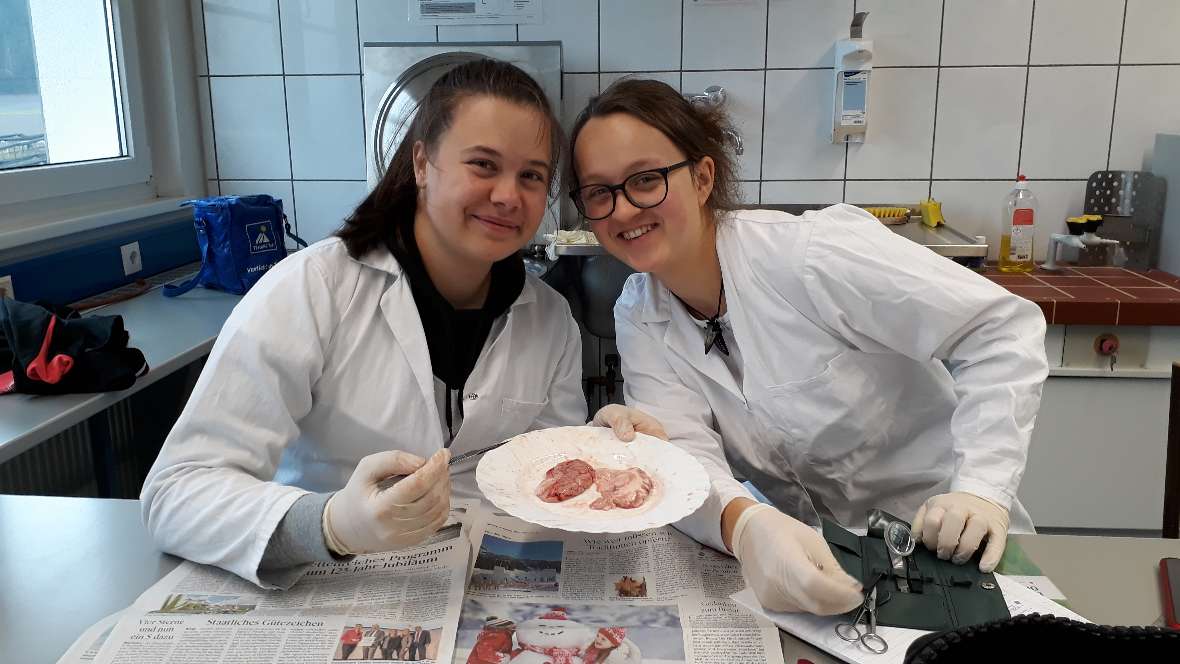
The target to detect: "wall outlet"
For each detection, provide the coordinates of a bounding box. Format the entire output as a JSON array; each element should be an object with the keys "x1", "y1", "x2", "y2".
[
  {"x1": 120, "y1": 241, "x2": 143, "y2": 276},
  {"x1": 0, "y1": 275, "x2": 12, "y2": 300}
]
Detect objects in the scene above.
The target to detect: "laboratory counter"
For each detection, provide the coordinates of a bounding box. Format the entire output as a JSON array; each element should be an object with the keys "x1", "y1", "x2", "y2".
[
  {"x1": 0, "y1": 287, "x2": 241, "y2": 473},
  {"x1": 984, "y1": 266, "x2": 1180, "y2": 326}
]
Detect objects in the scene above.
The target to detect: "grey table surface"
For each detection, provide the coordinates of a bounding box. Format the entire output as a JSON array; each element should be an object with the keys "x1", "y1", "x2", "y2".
[
  {"x1": 0, "y1": 495, "x2": 181, "y2": 664},
  {"x1": 0, "y1": 287, "x2": 240, "y2": 464},
  {"x1": 4, "y1": 495, "x2": 1179, "y2": 664}
]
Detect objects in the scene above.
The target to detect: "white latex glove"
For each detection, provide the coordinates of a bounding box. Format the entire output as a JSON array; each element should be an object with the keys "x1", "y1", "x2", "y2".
[
  {"x1": 322, "y1": 449, "x2": 451, "y2": 556},
  {"x1": 590, "y1": 404, "x2": 669, "y2": 442},
  {"x1": 731, "y1": 503, "x2": 864, "y2": 615},
  {"x1": 912, "y1": 491, "x2": 1010, "y2": 573}
]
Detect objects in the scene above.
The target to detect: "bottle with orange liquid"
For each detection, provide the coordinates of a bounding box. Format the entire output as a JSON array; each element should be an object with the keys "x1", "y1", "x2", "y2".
[{"x1": 999, "y1": 175, "x2": 1037, "y2": 273}]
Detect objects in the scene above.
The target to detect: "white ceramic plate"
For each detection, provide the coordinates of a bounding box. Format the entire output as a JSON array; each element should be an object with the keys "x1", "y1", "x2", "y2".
[{"x1": 476, "y1": 426, "x2": 711, "y2": 533}]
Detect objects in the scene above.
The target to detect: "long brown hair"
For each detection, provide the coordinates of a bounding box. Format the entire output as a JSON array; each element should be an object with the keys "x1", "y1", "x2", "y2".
[
  {"x1": 338, "y1": 58, "x2": 562, "y2": 258},
  {"x1": 567, "y1": 78, "x2": 740, "y2": 215}
]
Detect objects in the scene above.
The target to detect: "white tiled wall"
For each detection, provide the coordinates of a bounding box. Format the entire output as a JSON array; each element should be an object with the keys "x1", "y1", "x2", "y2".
[{"x1": 194, "y1": 0, "x2": 1180, "y2": 260}]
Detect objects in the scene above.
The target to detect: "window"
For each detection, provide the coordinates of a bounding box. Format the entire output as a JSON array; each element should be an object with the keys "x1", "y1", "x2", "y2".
[
  {"x1": 0, "y1": 0, "x2": 126, "y2": 171},
  {"x1": 0, "y1": 0, "x2": 151, "y2": 208}
]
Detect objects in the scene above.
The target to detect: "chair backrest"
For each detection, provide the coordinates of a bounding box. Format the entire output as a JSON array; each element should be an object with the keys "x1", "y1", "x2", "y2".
[{"x1": 580, "y1": 256, "x2": 635, "y2": 340}]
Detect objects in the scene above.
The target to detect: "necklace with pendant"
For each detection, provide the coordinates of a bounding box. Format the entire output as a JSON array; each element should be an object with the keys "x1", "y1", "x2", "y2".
[{"x1": 677, "y1": 276, "x2": 729, "y2": 356}]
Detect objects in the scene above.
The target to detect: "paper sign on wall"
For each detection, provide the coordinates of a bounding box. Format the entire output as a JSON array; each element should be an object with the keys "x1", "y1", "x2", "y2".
[{"x1": 409, "y1": 0, "x2": 542, "y2": 25}]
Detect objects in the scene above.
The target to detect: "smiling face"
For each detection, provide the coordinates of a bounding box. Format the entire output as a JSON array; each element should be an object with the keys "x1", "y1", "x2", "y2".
[
  {"x1": 412, "y1": 94, "x2": 553, "y2": 268},
  {"x1": 572, "y1": 112, "x2": 715, "y2": 276}
]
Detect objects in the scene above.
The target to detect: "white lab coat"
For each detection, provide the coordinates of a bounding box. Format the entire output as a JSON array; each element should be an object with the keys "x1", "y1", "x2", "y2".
[
  {"x1": 617, "y1": 205, "x2": 1047, "y2": 552},
  {"x1": 141, "y1": 238, "x2": 587, "y2": 586}
]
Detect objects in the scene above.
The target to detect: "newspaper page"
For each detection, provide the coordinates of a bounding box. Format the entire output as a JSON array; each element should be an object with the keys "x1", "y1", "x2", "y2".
[
  {"x1": 56, "y1": 611, "x2": 125, "y2": 664},
  {"x1": 456, "y1": 511, "x2": 784, "y2": 664},
  {"x1": 86, "y1": 500, "x2": 480, "y2": 664}
]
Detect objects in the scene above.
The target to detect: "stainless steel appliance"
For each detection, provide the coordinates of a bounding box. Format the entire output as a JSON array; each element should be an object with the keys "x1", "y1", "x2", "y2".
[{"x1": 361, "y1": 42, "x2": 563, "y2": 189}]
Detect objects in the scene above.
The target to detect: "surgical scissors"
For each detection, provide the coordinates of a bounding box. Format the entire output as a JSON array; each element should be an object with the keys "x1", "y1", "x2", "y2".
[{"x1": 835, "y1": 585, "x2": 889, "y2": 654}]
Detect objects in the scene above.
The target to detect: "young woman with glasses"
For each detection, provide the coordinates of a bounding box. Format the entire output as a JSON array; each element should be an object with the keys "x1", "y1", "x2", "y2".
[{"x1": 568, "y1": 79, "x2": 1048, "y2": 616}]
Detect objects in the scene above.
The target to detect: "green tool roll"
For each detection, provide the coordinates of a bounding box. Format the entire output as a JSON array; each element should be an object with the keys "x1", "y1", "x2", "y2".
[{"x1": 823, "y1": 519, "x2": 1011, "y2": 632}]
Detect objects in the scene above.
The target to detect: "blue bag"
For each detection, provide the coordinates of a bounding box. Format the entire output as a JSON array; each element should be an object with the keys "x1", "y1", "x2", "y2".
[{"x1": 164, "y1": 194, "x2": 307, "y2": 298}]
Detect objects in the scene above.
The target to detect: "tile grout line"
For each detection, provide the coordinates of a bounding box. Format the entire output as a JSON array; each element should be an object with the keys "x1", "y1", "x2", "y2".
[
  {"x1": 220, "y1": 178, "x2": 368, "y2": 182},
  {"x1": 1028, "y1": 273, "x2": 1074, "y2": 298},
  {"x1": 875, "y1": 63, "x2": 1170, "y2": 69},
  {"x1": 1015, "y1": 0, "x2": 1035, "y2": 176},
  {"x1": 200, "y1": 0, "x2": 221, "y2": 192},
  {"x1": 354, "y1": 0, "x2": 364, "y2": 228},
  {"x1": 842, "y1": 1, "x2": 853, "y2": 201},
  {"x1": 1073, "y1": 272, "x2": 1138, "y2": 299},
  {"x1": 193, "y1": 63, "x2": 1161, "y2": 80},
  {"x1": 758, "y1": 0, "x2": 769, "y2": 190},
  {"x1": 1135, "y1": 273, "x2": 1180, "y2": 289},
  {"x1": 596, "y1": 0, "x2": 601, "y2": 92},
  {"x1": 927, "y1": 0, "x2": 946, "y2": 199},
  {"x1": 757, "y1": 177, "x2": 1093, "y2": 182},
  {"x1": 842, "y1": 145, "x2": 848, "y2": 202},
  {"x1": 678, "y1": 0, "x2": 684, "y2": 86},
  {"x1": 197, "y1": 72, "x2": 362, "y2": 77},
  {"x1": 194, "y1": 63, "x2": 1174, "y2": 78},
  {"x1": 275, "y1": 0, "x2": 298, "y2": 231},
  {"x1": 1106, "y1": 0, "x2": 1129, "y2": 169},
  {"x1": 353, "y1": 0, "x2": 363, "y2": 72}
]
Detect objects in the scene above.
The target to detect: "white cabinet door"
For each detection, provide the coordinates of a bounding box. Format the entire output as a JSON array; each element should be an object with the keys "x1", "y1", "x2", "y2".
[{"x1": 1019, "y1": 375, "x2": 1171, "y2": 531}]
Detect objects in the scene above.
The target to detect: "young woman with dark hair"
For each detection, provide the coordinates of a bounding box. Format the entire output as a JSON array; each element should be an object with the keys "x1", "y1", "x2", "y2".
[{"x1": 142, "y1": 60, "x2": 663, "y2": 589}]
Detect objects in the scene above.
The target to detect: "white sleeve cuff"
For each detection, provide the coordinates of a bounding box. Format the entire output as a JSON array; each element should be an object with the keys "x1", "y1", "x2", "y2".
[
  {"x1": 673, "y1": 476, "x2": 754, "y2": 555},
  {"x1": 949, "y1": 477, "x2": 1015, "y2": 511}
]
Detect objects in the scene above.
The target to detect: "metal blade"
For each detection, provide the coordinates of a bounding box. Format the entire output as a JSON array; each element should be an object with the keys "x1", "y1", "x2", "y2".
[{"x1": 375, "y1": 437, "x2": 513, "y2": 491}]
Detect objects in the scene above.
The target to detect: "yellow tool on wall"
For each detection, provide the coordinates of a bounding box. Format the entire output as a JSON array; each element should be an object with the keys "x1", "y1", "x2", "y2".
[{"x1": 919, "y1": 199, "x2": 945, "y2": 228}]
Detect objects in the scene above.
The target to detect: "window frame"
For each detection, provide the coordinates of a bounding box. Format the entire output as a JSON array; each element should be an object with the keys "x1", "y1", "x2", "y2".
[{"x1": 0, "y1": 0, "x2": 152, "y2": 207}]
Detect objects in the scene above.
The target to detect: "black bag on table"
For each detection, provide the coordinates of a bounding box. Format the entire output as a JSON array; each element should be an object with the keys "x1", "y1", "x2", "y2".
[
  {"x1": 0, "y1": 298, "x2": 148, "y2": 395},
  {"x1": 904, "y1": 613, "x2": 1180, "y2": 662}
]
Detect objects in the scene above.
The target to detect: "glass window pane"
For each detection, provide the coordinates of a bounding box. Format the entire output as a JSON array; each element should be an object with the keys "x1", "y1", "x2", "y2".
[{"x1": 0, "y1": 0, "x2": 125, "y2": 172}]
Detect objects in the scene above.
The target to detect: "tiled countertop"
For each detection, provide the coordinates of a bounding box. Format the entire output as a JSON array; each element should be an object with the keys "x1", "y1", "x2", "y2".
[{"x1": 982, "y1": 266, "x2": 1180, "y2": 325}]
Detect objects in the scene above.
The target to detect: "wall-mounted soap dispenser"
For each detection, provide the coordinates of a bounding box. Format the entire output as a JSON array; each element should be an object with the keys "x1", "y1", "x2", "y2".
[{"x1": 832, "y1": 12, "x2": 873, "y2": 144}]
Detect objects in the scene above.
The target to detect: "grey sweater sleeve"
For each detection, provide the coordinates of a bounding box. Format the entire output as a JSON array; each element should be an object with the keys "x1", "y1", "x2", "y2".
[{"x1": 257, "y1": 491, "x2": 353, "y2": 589}]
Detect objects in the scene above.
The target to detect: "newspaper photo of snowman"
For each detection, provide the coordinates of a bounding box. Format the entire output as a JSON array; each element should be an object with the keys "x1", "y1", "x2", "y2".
[{"x1": 454, "y1": 601, "x2": 684, "y2": 664}]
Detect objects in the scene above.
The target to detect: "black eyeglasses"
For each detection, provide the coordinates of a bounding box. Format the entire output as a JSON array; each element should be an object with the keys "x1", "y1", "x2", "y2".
[{"x1": 570, "y1": 160, "x2": 694, "y2": 221}]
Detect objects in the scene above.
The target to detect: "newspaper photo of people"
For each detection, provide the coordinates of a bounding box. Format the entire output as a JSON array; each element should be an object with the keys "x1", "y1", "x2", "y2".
[
  {"x1": 334, "y1": 624, "x2": 443, "y2": 661},
  {"x1": 470, "y1": 536, "x2": 562, "y2": 593},
  {"x1": 456, "y1": 600, "x2": 684, "y2": 664}
]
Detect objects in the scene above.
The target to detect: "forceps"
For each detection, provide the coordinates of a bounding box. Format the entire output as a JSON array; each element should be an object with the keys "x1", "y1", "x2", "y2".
[
  {"x1": 836, "y1": 584, "x2": 889, "y2": 654},
  {"x1": 376, "y1": 438, "x2": 512, "y2": 491}
]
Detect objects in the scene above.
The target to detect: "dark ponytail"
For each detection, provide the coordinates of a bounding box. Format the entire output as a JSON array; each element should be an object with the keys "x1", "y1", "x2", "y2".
[
  {"x1": 338, "y1": 58, "x2": 562, "y2": 258},
  {"x1": 568, "y1": 78, "x2": 741, "y2": 215}
]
